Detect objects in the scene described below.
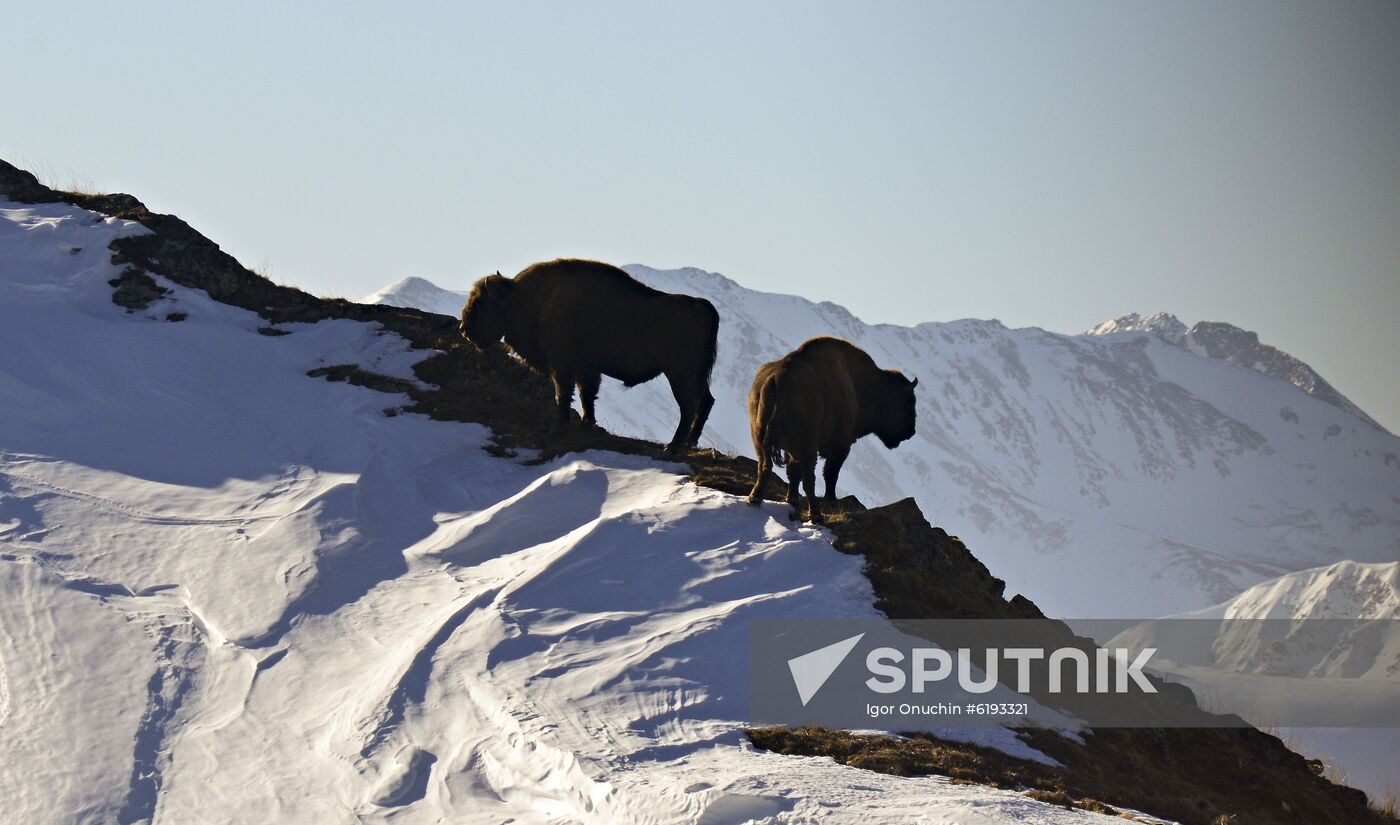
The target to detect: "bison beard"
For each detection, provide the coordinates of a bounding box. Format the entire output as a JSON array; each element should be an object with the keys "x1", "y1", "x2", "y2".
[
  {"x1": 747, "y1": 337, "x2": 918, "y2": 524},
  {"x1": 460, "y1": 259, "x2": 720, "y2": 453}
]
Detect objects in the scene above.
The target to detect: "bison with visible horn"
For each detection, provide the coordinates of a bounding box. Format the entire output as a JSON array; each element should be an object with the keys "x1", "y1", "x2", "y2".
[
  {"x1": 460, "y1": 259, "x2": 720, "y2": 453},
  {"x1": 747, "y1": 337, "x2": 917, "y2": 523}
]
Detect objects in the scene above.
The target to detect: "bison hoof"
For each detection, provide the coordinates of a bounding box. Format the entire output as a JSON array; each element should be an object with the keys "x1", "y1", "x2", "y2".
[{"x1": 746, "y1": 494, "x2": 762, "y2": 507}]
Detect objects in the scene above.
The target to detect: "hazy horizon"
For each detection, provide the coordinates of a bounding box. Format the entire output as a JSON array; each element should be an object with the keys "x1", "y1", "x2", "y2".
[{"x1": 6, "y1": 1, "x2": 1398, "y2": 430}]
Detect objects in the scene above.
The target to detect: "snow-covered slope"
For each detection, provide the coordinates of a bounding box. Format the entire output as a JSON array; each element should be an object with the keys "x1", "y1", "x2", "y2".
[
  {"x1": 1193, "y1": 559, "x2": 1399, "y2": 623},
  {"x1": 364, "y1": 268, "x2": 1400, "y2": 619},
  {"x1": 1108, "y1": 560, "x2": 1400, "y2": 677},
  {"x1": 1104, "y1": 561, "x2": 1400, "y2": 802},
  {"x1": 0, "y1": 203, "x2": 1129, "y2": 823},
  {"x1": 1085, "y1": 312, "x2": 1382, "y2": 430}
]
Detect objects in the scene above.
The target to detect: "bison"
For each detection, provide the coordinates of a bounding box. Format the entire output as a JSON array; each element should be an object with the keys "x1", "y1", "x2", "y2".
[
  {"x1": 747, "y1": 337, "x2": 918, "y2": 523},
  {"x1": 459, "y1": 258, "x2": 720, "y2": 453}
]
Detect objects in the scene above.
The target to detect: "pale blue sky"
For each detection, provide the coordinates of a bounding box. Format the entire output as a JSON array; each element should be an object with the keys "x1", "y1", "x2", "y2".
[{"x1": 6, "y1": 1, "x2": 1398, "y2": 430}]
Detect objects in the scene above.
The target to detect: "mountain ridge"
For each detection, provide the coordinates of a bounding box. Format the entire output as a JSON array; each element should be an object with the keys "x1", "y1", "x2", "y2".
[
  {"x1": 364, "y1": 278, "x2": 1383, "y2": 433},
  {"x1": 365, "y1": 266, "x2": 1400, "y2": 619},
  {"x1": 1085, "y1": 311, "x2": 1382, "y2": 431}
]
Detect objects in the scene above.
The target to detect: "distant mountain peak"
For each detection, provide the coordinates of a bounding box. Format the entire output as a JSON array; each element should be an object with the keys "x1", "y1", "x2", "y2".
[
  {"x1": 1086, "y1": 312, "x2": 1189, "y2": 341},
  {"x1": 1086, "y1": 312, "x2": 1383, "y2": 431},
  {"x1": 360, "y1": 277, "x2": 466, "y2": 317}
]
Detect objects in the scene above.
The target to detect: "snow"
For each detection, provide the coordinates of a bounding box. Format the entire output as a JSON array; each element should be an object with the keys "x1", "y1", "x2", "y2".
[
  {"x1": 364, "y1": 267, "x2": 1400, "y2": 620},
  {"x1": 1213, "y1": 560, "x2": 1398, "y2": 623},
  {"x1": 1084, "y1": 311, "x2": 1383, "y2": 430},
  {"x1": 0, "y1": 200, "x2": 1128, "y2": 823},
  {"x1": 1104, "y1": 561, "x2": 1400, "y2": 801}
]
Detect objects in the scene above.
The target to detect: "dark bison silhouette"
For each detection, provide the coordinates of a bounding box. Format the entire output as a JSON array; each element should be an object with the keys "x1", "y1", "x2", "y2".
[
  {"x1": 460, "y1": 258, "x2": 720, "y2": 453},
  {"x1": 747, "y1": 336, "x2": 917, "y2": 523}
]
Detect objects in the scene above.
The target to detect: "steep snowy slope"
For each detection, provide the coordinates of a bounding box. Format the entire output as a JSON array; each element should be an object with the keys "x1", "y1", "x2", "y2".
[
  {"x1": 0, "y1": 201, "x2": 1129, "y2": 824},
  {"x1": 364, "y1": 268, "x2": 1400, "y2": 619}
]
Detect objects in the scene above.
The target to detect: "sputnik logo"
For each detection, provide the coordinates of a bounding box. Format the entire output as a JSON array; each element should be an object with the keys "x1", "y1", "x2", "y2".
[{"x1": 787, "y1": 633, "x2": 864, "y2": 706}]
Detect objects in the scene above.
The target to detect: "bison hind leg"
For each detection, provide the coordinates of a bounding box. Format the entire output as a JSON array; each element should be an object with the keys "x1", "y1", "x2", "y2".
[
  {"x1": 784, "y1": 458, "x2": 804, "y2": 518},
  {"x1": 802, "y1": 466, "x2": 824, "y2": 524},
  {"x1": 748, "y1": 449, "x2": 769, "y2": 508},
  {"x1": 686, "y1": 388, "x2": 715, "y2": 448},
  {"x1": 663, "y1": 371, "x2": 700, "y2": 455}
]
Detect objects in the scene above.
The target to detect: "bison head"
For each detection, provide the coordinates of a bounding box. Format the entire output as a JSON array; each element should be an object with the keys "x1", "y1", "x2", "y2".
[
  {"x1": 873, "y1": 370, "x2": 918, "y2": 448},
  {"x1": 459, "y1": 272, "x2": 514, "y2": 348}
]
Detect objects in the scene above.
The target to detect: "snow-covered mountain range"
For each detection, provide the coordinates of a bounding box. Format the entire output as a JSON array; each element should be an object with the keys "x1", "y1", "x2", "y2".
[{"x1": 365, "y1": 271, "x2": 1400, "y2": 620}]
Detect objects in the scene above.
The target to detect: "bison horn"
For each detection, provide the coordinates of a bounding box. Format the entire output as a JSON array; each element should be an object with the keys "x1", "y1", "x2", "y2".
[{"x1": 910, "y1": 376, "x2": 919, "y2": 388}]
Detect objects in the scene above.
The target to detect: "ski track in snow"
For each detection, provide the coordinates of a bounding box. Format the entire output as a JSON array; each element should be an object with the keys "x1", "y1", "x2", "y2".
[{"x1": 0, "y1": 201, "x2": 1135, "y2": 823}]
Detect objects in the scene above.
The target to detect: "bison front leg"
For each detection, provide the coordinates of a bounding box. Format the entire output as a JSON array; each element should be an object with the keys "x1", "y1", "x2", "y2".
[
  {"x1": 577, "y1": 372, "x2": 602, "y2": 428},
  {"x1": 550, "y1": 370, "x2": 576, "y2": 433},
  {"x1": 821, "y1": 446, "x2": 850, "y2": 506}
]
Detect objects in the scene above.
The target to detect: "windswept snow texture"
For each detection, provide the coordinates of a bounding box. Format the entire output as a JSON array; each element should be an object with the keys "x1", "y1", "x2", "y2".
[
  {"x1": 364, "y1": 269, "x2": 1400, "y2": 619},
  {"x1": 0, "y1": 205, "x2": 1119, "y2": 824}
]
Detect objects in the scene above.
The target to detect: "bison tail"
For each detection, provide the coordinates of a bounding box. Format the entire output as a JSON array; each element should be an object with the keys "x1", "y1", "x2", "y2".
[
  {"x1": 698, "y1": 301, "x2": 720, "y2": 385},
  {"x1": 754, "y1": 380, "x2": 786, "y2": 468}
]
